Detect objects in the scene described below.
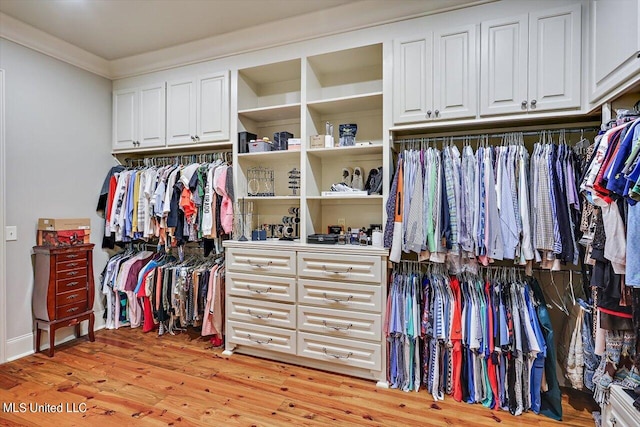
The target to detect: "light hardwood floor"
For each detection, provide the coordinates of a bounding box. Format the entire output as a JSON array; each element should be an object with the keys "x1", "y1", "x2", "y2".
[{"x1": 0, "y1": 328, "x2": 596, "y2": 426}]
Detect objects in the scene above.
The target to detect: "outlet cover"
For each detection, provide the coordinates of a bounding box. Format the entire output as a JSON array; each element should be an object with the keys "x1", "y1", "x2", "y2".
[{"x1": 5, "y1": 225, "x2": 17, "y2": 241}]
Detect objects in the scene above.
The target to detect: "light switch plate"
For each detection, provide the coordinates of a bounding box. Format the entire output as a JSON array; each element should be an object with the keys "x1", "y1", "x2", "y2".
[{"x1": 5, "y1": 226, "x2": 17, "y2": 241}]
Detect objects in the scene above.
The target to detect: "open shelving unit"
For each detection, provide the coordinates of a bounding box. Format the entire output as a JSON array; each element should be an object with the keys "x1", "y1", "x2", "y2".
[{"x1": 234, "y1": 43, "x2": 386, "y2": 242}]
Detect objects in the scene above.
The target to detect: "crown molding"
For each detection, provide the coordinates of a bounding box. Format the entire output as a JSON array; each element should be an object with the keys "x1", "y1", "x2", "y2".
[{"x1": 0, "y1": 12, "x2": 111, "y2": 79}]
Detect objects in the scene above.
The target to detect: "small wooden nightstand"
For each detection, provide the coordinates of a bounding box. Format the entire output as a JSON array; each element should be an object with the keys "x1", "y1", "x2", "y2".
[{"x1": 32, "y1": 244, "x2": 95, "y2": 356}]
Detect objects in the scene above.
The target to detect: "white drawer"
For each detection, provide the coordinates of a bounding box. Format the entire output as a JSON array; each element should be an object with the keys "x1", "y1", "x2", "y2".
[
  {"x1": 297, "y1": 305, "x2": 381, "y2": 341},
  {"x1": 227, "y1": 248, "x2": 296, "y2": 276},
  {"x1": 298, "y1": 278, "x2": 382, "y2": 312},
  {"x1": 228, "y1": 296, "x2": 296, "y2": 329},
  {"x1": 605, "y1": 385, "x2": 639, "y2": 427},
  {"x1": 297, "y1": 332, "x2": 381, "y2": 371},
  {"x1": 227, "y1": 272, "x2": 296, "y2": 303},
  {"x1": 227, "y1": 320, "x2": 296, "y2": 355},
  {"x1": 297, "y1": 252, "x2": 382, "y2": 284}
]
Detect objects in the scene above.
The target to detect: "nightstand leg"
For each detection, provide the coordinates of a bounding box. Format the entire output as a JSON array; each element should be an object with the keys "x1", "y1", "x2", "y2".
[
  {"x1": 74, "y1": 324, "x2": 81, "y2": 338},
  {"x1": 88, "y1": 313, "x2": 95, "y2": 342},
  {"x1": 48, "y1": 327, "x2": 55, "y2": 357}
]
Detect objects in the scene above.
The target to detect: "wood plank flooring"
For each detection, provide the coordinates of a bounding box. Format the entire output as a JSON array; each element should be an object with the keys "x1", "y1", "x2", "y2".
[{"x1": 0, "y1": 328, "x2": 597, "y2": 426}]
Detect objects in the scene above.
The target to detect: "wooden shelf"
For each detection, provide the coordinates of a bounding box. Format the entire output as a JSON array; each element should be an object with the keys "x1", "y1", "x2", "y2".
[
  {"x1": 307, "y1": 93, "x2": 382, "y2": 115},
  {"x1": 238, "y1": 103, "x2": 301, "y2": 122},
  {"x1": 306, "y1": 195, "x2": 383, "y2": 205},
  {"x1": 307, "y1": 144, "x2": 383, "y2": 159},
  {"x1": 238, "y1": 149, "x2": 301, "y2": 162}
]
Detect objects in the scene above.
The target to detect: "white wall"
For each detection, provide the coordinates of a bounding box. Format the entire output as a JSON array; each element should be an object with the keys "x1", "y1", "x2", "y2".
[{"x1": 0, "y1": 39, "x2": 114, "y2": 360}]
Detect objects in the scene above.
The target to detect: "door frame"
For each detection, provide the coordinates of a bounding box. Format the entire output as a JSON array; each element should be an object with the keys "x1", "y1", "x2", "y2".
[{"x1": 0, "y1": 68, "x2": 6, "y2": 363}]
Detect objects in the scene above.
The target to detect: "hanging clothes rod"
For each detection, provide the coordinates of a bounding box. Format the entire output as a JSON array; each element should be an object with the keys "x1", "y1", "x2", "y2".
[
  {"x1": 122, "y1": 150, "x2": 232, "y2": 167},
  {"x1": 394, "y1": 126, "x2": 600, "y2": 145}
]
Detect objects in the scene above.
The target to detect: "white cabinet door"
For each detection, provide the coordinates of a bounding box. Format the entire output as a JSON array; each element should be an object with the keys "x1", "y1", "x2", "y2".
[
  {"x1": 197, "y1": 72, "x2": 229, "y2": 142},
  {"x1": 433, "y1": 24, "x2": 477, "y2": 120},
  {"x1": 138, "y1": 83, "x2": 166, "y2": 148},
  {"x1": 529, "y1": 4, "x2": 581, "y2": 112},
  {"x1": 393, "y1": 35, "x2": 432, "y2": 124},
  {"x1": 112, "y1": 88, "x2": 138, "y2": 150},
  {"x1": 590, "y1": 0, "x2": 640, "y2": 102},
  {"x1": 480, "y1": 15, "x2": 529, "y2": 116},
  {"x1": 166, "y1": 78, "x2": 197, "y2": 146}
]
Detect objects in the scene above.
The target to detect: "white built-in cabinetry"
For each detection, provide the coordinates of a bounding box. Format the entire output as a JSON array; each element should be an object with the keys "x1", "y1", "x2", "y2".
[
  {"x1": 112, "y1": 72, "x2": 229, "y2": 152},
  {"x1": 167, "y1": 72, "x2": 230, "y2": 146},
  {"x1": 112, "y1": 83, "x2": 166, "y2": 150},
  {"x1": 589, "y1": 0, "x2": 640, "y2": 103},
  {"x1": 600, "y1": 385, "x2": 639, "y2": 427},
  {"x1": 236, "y1": 44, "x2": 385, "y2": 240},
  {"x1": 224, "y1": 242, "x2": 389, "y2": 386},
  {"x1": 480, "y1": 4, "x2": 582, "y2": 116},
  {"x1": 393, "y1": 24, "x2": 477, "y2": 124}
]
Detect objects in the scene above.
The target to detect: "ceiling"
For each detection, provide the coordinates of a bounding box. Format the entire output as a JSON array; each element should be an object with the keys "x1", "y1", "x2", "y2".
[
  {"x1": 0, "y1": 0, "x2": 483, "y2": 78},
  {"x1": 0, "y1": 0, "x2": 354, "y2": 60}
]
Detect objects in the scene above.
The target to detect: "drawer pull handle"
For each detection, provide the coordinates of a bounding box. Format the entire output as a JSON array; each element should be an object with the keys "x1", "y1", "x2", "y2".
[
  {"x1": 65, "y1": 254, "x2": 79, "y2": 259},
  {"x1": 65, "y1": 282, "x2": 79, "y2": 287},
  {"x1": 323, "y1": 320, "x2": 352, "y2": 331},
  {"x1": 247, "y1": 259, "x2": 272, "y2": 269},
  {"x1": 66, "y1": 294, "x2": 79, "y2": 300},
  {"x1": 67, "y1": 307, "x2": 79, "y2": 313},
  {"x1": 247, "y1": 286, "x2": 272, "y2": 294},
  {"x1": 67, "y1": 271, "x2": 80, "y2": 276},
  {"x1": 67, "y1": 262, "x2": 79, "y2": 267},
  {"x1": 322, "y1": 265, "x2": 353, "y2": 275},
  {"x1": 247, "y1": 334, "x2": 272, "y2": 345},
  {"x1": 247, "y1": 309, "x2": 272, "y2": 320},
  {"x1": 323, "y1": 293, "x2": 353, "y2": 303},
  {"x1": 322, "y1": 348, "x2": 353, "y2": 359}
]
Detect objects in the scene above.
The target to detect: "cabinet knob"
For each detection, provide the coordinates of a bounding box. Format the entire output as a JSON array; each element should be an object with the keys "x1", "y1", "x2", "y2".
[
  {"x1": 530, "y1": 99, "x2": 537, "y2": 107},
  {"x1": 426, "y1": 110, "x2": 432, "y2": 118},
  {"x1": 190, "y1": 135, "x2": 195, "y2": 142},
  {"x1": 610, "y1": 416, "x2": 617, "y2": 425},
  {"x1": 521, "y1": 100, "x2": 528, "y2": 108},
  {"x1": 434, "y1": 109, "x2": 440, "y2": 117},
  {"x1": 195, "y1": 135, "x2": 200, "y2": 142}
]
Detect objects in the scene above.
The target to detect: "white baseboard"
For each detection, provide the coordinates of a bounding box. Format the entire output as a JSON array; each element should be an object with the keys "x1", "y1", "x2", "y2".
[
  {"x1": 6, "y1": 333, "x2": 34, "y2": 361},
  {"x1": 6, "y1": 318, "x2": 106, "y2": 362}
]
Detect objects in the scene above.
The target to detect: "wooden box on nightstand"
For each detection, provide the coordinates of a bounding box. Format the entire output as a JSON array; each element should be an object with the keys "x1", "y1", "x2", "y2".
[{"x1": 32, "y1": 243, "x2": 95, "y2": 356}]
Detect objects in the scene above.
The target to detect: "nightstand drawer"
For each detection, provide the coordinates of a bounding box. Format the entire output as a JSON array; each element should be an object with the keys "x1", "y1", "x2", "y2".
[
  {"x1": 56, "y1": 277, "x2": 86, "y2": 293},
  {"x1": 56, "y1": 289, "x2": 88, "y2": 306},
  {"x1": 57, "y1": 259, "x2": 87, "y2": 271},
  {"x1": 227, "y1": 248, "x2": 296, "y2": 276},
  {"x1": 298, "y1": 332, "x2": 381, "y2": 371},
  {"x1": 297, "y1": 305, "x2": 381, "y2": 341},
  {"x1": 228, "y1": 296, "x2": 296, "y2": 329},
  {"x1": 227, "y1": 272, "x2": 296, "y2": 303},
  {"x1": 56, "y1": 300, "x2": 89, "y2": 319},
  {"x1": 297, "y1": 252, "x2": 382, "y2": 284},
  {"x1": 228, "y1": 320, "x2": 296, "y2": 355},
  {"x1": 298, "y1": 278, "x2": 382, "y2": 312},
  {"x1": 56, "y1": 268, "x2": 86, "y2": 281}
]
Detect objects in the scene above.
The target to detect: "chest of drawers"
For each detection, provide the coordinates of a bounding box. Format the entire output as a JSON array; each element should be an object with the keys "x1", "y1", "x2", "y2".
[
  {"x1": 223, "y1": 241, "x2": 389, "y2": 387},
  {"x1": 32, "y1": 244, "x2": 96, "y2": 356}
]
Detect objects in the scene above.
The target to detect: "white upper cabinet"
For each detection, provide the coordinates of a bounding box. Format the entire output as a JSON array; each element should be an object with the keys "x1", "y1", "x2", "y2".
[
  {"x1": 393, "y1": 24, "x2": 477, "y2": 124},
  {"x1": 590, "y1": 0, "x2": 640, "y2": 103},
  {"x1": 167, "y1": 71, "x2": 230, "y2": 146},
  {"x1": 480, "y1": 4, "x2": 581, "y2": 116},
  {"x1": 113, "y1": 83, "x2": 165, "y2": 151},
  {"x1": 198, "y1": 73, "x2": 229, "y2": 143}
]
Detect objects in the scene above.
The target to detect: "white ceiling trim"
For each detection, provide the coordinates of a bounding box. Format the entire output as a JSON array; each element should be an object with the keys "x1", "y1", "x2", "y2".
[{"x1": 0, "y1": 12, "x2": 110, "y2": 79}]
